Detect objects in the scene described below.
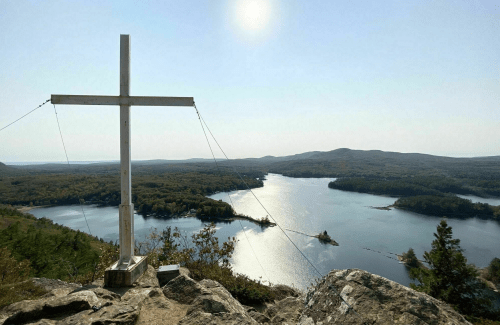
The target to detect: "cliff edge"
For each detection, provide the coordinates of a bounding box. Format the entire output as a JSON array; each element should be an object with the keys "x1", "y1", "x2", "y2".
[{"x1": 0, "y1": 267, "x2": 471, "y2": 325}]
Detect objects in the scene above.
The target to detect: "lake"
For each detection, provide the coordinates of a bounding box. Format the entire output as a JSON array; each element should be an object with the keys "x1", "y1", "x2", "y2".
[{"x1": 30, "y1": 174, "x2": 500, "y2": 290}]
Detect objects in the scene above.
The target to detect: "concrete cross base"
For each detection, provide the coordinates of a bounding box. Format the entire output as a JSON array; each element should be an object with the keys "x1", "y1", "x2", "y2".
[{"x1": 104, "y1": 256, "x2": 148, "y2": 287}]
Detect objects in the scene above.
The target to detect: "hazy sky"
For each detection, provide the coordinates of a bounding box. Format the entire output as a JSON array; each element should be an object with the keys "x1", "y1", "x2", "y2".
[{"x1": 1, "y1": 0, "x2": 499, "y2": 163}]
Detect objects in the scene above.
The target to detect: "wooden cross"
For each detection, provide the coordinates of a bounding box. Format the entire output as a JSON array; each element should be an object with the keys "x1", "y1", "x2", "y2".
[{"x1": 51, "y1": 35, "x2": 194, "y2": 270}]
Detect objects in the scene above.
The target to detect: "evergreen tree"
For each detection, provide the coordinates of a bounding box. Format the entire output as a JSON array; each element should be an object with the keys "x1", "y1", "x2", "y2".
[
  {"x1": 402, "y1": 247, "x2": 420, "y2": 268},
  {"x1": 486, "y1": 257, "x2": 500, "y2": 284},
  {"x1": 410, "y1": 219, "x2": 490, "y2": 316}
]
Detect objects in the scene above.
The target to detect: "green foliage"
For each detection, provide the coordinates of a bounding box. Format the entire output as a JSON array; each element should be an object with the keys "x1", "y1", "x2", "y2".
[
  {"x1": 0, "y1": 205, "x2": 103, "y2": 283},
  {"x1": 329, "y1": 176, "x2": 500, "y2": 221},
  {"x1": 401, "y1": 248, "x2": 420, "y2": 268},
  {"x1": 329, "y1": 176, "x2": 500, "y2": 198},
  {"x1": 0, "y1": 247, "x2": 31, "y2": 285},
  {"x1": 395, "y1": 195, "x2": 499, "y2": 220},
  {"x1": 0, "y1": 171, "x2": 263, "y2": 219},
  {"x1": 486, "y1": 257, "x2": 500, "y2": 284},
  {"x1": 0, "y1": 246, "x2": 48, "y2": 309},
  {"x1": 0, "y1": 280, "x2": 48, "y2": 309},
  {"x1": 329, "y1": 177, "x2": 444, "y2": 196},
  {"x1": 136, "y1": 223, "x2": 274, "y2": 305},
  {"x1": 410, "y1": 220, "x2": 491, "y2": 317}
]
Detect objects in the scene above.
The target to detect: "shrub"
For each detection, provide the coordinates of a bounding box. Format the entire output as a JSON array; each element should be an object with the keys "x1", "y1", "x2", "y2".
[
  {"x1": 136, "y1": 223, "x2": 274, "y2": 304},
  {"x1": 0, "y1": 247, "x2": 47, "y2": 308}
]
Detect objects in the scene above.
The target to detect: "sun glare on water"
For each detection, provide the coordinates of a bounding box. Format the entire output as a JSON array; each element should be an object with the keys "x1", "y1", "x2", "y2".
[{"x1": 235, "y1": 0, "x2": 271, "y2": 32}]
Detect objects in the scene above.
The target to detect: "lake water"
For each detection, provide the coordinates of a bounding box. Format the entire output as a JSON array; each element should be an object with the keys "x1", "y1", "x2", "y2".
[{"x1": 30, "y1": 174, "x2": 500, "y2": 290}]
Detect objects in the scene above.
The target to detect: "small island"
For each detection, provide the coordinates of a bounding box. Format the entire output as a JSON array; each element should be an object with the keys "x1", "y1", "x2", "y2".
[{"x1": 315, "y1": 230, "x2": 339, "y2": 246}]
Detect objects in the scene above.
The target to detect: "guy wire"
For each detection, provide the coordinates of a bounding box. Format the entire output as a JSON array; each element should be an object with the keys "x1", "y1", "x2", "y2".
[
  {"x1": 194, "y1": 103, "x2": 271, "y2": 285},
  {"x1": 53, "y1": 104, "x2": 92, "y2": 236},
  {"x1": 194, "y1": 104, "x2": 361, "y2": 318},
  {"x1": 0, "y1": 99, "x2": 51, "y2": 132}
]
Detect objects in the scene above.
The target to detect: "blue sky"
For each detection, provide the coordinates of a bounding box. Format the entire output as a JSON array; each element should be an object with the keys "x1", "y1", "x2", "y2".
[{"x1": 1, "y1": 0, "x2": 499, "y2": 162}]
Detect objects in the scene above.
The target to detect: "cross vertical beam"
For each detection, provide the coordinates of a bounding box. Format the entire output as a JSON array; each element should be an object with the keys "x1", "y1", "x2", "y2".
[
  {"x1": 51, "y1": 34, "x2": 194, "y2": 285},
  {"x1": 119, "y1": 34, "x2": 134, "y2": 266}
]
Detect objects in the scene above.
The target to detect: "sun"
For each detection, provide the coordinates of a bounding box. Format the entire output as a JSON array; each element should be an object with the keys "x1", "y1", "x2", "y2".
[{"x1": 235, "y1": 0, "x2": 271, "y2": 32}]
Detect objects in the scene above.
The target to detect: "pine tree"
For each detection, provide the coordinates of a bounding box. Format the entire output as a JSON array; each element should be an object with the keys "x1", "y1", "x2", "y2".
[
  {"x1": 410, "y1": 219, "x2": 490, "y2": 316},
  {"x1": 402, "y1": 247, "x2": 420, "y2": 268}
]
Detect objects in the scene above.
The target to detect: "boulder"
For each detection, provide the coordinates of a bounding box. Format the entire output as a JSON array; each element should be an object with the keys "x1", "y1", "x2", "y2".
[
  {"x1": 298, "y1": 269, "x2": 472, "y2": 325},
  {"x1": 135, "y1": 288, "x2": 189, "y2": 325},
  {"x1": 183, "y1": 279, "x2": 249, "y2": 315},
  {"x1": 135, "y1": 265, "x2": 160, "y2": 288},
  {"x1": 0, "y1": 267, "x2": 478, "y2": 325},
  {"x1": 1, "y1": 290, "x2": 98, "y2": 324},
  {"x1": 247, "y1": 309, "x2": 270, "y2": 324},
  {"x1": 198, "y1": 279, "x2": 247, "y2": 315},
  {"x1": 162, "y1": 275, "x2": 211, "y2": 304},
  {"x1": 165, "y1": 276, "x2": 258, "y2": 324},
  {"x1": 265, "y1": 296, "x2": 304, "y2": 324},
  {"x1": 269, "y1": 284, "x2": 303, "y2": 302}
]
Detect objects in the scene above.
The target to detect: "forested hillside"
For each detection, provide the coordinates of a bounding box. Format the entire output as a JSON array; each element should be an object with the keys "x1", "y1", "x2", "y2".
[
  {"x1": 0, "y1": 171, "x2": 263, "y2": 218},
  {"x1": 328, "y1": 176, "x2": 500, "y2": 198},
  {"x1": 0, "y1": 205, "x2": 109, "y2": 283},
  {"x1": 3, "y1": 148, "x2": 500, "y2": 221},
  {"x1": 394, "y1": 195, "x2": 500, "y2": 220}
]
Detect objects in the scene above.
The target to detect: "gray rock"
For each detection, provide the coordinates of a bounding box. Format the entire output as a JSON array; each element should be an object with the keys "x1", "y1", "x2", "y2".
[
  {"x1": 265, "y1": 296, "x2": 303, "y2": 324},
  {"x1": 299, "y1": 268, "x2": 472, "y2": 325},
  {"x1": 162, "y1": 274, "x2": 210, "y2": 304},
  {"x1": 134, "y1": 265, "x2": 160, "y2": 288},
  {"x1": 179, "y1": 310, "x2": 258, "y2": 325},
  {"x1": 186, "y1": 279, "x2": 249, "y2": 316},
  {"x1": 198, "y1": 279, "x2": 247, "y2": 315},
  {"x1": 55, "y1": 288, "x2": 155, "y2": 325},
  {"x1": 179, "y1": 266, "x2": 191, "y2": 278},
  {"x1": 270, "y1": 284, "x2": 303, "y2": 302},
  {"x1": 248, "y1": 310, "x2": 270, "y2": 324},
  {"x1": 1, "y1": 267, "x2": 478, "y2": 325},
  {"x1": 32, "y1": 278, "x2": 81, "y2": 293},
  {"x1": 70, "y1": 286, "x2": 121, "y2": 302},
  {"x1": 2, "y1": 290, "x2": 98, "y2": 324}
]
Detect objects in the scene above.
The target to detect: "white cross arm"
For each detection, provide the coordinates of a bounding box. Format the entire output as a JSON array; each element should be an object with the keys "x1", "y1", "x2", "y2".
[{"x1": 51, "y1": 95, "x2": 194, "y2": 107}]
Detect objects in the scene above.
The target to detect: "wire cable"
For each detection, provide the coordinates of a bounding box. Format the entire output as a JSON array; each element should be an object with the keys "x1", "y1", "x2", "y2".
[
  {"x1": 0, "y1": 99, "x2": 51, "y2": 132},
  {"x1": 193, "y1": 104, "x2": 361, "y2": 318},
  {"x1": 53, "y1": 104, "x2": 92, "y2": 236},
  {"x1": 194, "y1": 103, "x2": 271, "y2": 284}
]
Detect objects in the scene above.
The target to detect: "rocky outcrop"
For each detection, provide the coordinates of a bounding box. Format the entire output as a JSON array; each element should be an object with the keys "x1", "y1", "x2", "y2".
[
  {"x1": 0, "y1": 267, "x2": 473, "y2": 325},
  {"x1": 299, "y1": 269, "x2": 472, "y2": 325}
]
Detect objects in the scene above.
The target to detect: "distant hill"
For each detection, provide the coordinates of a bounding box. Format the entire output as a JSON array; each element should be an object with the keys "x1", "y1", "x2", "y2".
[
  {"x1": 227, "y1": 148, "x2": 500, "y2": 180},
  {"x1": 3, "y1": 149, "x2": 500, "y2": 180},
  {"x1": 0, "y1": 162, "x2": 18, "y2": 175}
]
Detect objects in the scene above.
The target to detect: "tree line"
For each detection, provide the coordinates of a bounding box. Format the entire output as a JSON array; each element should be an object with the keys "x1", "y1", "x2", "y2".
[
  {"x1": 328, "y1": 176, "x2": 500, "y2": 221},
  {"x1": 394, "y1": 195, "x2": 500, "y2": 220},
  {"x1": 0, "y1": 171, "x2": 263, "y2": 219},
  {"x1": 328, "y1": 176, "x2": 500, "y2": 198}
]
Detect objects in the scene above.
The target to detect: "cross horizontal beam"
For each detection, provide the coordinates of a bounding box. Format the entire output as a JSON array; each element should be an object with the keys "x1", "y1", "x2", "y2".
[{"x1": 51, "y1": 95, "x2": 194, "y2": 107}]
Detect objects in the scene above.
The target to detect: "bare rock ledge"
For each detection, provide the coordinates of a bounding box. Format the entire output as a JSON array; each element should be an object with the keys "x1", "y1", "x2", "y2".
[{"x1": 0, "y1": 267, "x2": 471, "y2": 325}]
